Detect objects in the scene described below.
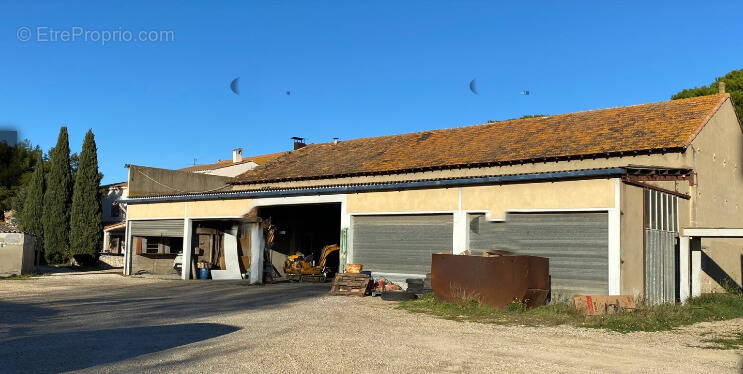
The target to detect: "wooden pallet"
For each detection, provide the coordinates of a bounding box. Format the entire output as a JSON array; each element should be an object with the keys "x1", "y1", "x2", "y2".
[{"x1": 329, "y1": 273, "x2": 371, "y2": 296}]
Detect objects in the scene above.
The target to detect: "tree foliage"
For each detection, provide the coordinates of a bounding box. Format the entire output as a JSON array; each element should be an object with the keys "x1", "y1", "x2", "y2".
[
  {"x1": 672, "y1": 68, "x2": 743, "y2": 121},
  {"x1": 43, "y1": 127, "x2": 72, "y2": 264},
  {"x1": 0, "y1": 139, "x2": 39, "y2": 218},
  {"x1": 20, "y1": 152, "x2": 44, "y2": 254},
  {"x1": 69, "y1": 130, "x2": 102, "y2": 264}
]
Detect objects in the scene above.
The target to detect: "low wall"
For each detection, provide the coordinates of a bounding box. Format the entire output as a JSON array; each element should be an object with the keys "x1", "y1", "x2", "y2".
[
  {"x1": 99, "y1": 254, "x2": 124, "y2": 269},
  {"x1": 131, "y1": 254, "x2": 178, "y2": 275}
]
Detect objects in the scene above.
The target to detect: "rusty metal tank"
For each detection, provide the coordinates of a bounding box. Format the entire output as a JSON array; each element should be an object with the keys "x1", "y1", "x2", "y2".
[{"x1": 431, "y1": 254, "x2": 549, "y2": 309}]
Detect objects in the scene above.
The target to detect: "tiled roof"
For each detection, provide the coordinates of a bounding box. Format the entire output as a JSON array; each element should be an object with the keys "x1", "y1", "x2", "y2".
[
  {"x1": 181, "y1": 152, "x2": 286, "y2": 172},
  {"x1": 232, "y1": 94, "x2": 729, "y2": 184},
  {"x1": 0, "y1": 222, "x2": 21, "y2": 233},
  {"x1": 104, "y1": 221, "x2": 126, "y2": 231},
  {"x1": 101, "y1": 181, "x2": 127, "y2": 189}
]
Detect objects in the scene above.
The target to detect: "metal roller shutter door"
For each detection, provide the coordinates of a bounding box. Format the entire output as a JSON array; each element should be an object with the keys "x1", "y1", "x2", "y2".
[
  {"x1": 469, "y1": 212, "x2": 608, "y2": 296},
  {"x1": 352, "y1": 214, "x2": 453, "y2": 275},
  {"x1": 129, "y1": 219, "x2": 184, "y2": 237}
]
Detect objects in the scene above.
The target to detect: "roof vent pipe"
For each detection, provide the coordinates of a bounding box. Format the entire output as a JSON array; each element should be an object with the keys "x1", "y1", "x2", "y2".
[
  {"x1": 232, "y1": 148, "x2": 243, "y2": 163},
  {"x1": 333, "y1": 137, "x2": 339, "y2": 144},
  {"x1": 719, "y1": 81, "x2": 726, "y2": 94}
]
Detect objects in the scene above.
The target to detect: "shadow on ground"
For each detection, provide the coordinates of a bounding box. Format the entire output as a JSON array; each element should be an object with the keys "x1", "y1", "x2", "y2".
[{"x1": 0, "y1": 323, "x2": 239, "y2": 373}]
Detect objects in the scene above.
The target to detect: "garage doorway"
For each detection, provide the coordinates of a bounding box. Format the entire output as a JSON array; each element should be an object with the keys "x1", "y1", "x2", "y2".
[
  {"x1": 259, "y1": 203, "x2": 341, "y2": 277},
  {"x1": 352, "y1": 214, "x2": 454, "y2": 276},
  {"x1": 469, "y1": 212, "x2": 609, "y2": 298}
]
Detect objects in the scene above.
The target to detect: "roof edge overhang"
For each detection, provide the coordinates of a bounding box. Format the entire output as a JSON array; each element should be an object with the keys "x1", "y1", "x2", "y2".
[{"x1": 122, "y1": 167, "x2": 656, "y2": 204}]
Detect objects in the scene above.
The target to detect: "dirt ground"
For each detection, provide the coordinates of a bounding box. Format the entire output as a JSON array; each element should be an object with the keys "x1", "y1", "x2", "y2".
[{"x1": 1, "y1": 272, "x2": 741, "y2": 373}]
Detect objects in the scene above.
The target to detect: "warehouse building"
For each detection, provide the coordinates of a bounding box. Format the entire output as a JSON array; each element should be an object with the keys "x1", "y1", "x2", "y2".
[{"x1": 122, "y1": 93, "x2": 743, "y2": 303}]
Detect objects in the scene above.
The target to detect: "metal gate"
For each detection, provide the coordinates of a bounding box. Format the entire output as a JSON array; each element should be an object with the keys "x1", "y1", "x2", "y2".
[
  {"x1": 129, "y1": 219, "x2": 184, "y2": 237},
  {"x1": 644, "y1": 189, "x2": 678, "y2": 304},
  {"x1": 469, "y1": 212, "x2": 609, "y2": 297},
  {"x1": 352, "y1": 214, "x2": 453, "y2": 275}
]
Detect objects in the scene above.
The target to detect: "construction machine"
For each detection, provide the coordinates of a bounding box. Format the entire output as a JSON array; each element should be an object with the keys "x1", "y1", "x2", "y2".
[{"x1": 283, "y1": 244, "x2": 340, "y2": 282}]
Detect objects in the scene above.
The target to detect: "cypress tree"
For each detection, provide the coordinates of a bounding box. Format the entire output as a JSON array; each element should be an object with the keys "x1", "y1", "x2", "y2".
[
  {"x1": 69, "y1": 130, "x2": 102, "y2": 264},
  {"x1": 20, "y1": 152, "x2": 44, "y2": 254},
  {"x1": 43, "y1": 127, "x2": 72, "y2": 264}
]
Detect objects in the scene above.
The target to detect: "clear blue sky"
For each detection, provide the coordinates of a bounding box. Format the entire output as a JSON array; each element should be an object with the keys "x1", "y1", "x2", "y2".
[{"x1": 1, "y1": 1, "x2": 742, "y2": 184}]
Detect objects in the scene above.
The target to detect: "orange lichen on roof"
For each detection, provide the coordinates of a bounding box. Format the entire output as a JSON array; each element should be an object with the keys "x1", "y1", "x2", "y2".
[{"x1": 232, "y1": 94, "x2": 729, "y2": 184}]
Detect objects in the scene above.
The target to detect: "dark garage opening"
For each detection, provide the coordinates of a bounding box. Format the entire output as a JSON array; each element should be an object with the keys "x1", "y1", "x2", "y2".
[{"x1": 259, "y1": 203, "x2": 341, "y2": 277}]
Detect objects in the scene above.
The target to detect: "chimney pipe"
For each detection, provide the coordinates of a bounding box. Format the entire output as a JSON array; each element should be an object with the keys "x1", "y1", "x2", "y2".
[
  {"x1": 719, "y1": 81, "x2": 726, "y2": 94},
  {"x1": 333, "y1": 137, "x2": 339, "y2": 145},
  {"x1": 291, "y1": 137, "x2": 306, "y2": 150},
  {"x1": 232, "y1": 147, "x2": 243, "y2": 163}
]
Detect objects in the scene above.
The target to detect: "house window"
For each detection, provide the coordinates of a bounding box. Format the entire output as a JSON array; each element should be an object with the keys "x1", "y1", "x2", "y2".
[
  {"x1": 140, "y1": 237, "x2": 182, "y2": 255},
  {"x1": 111, "y1": 203, "x2": 120, "y2": 218},
  {"x1": 145, "y1": 238, "x2": 161, "y2": 254}
]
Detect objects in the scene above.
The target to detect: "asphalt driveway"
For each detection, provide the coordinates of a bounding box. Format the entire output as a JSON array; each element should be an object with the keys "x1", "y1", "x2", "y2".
[{"x1": 0, "y1": 272, "x2": 740, "y2": 373}]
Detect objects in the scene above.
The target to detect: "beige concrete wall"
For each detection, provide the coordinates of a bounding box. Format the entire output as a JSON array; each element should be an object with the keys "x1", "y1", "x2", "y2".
[
  {"x1": 461, "y1": 179, "x2": 614, "y2": 220},
  {"x1": 127, "y1": 202, "x2": 186, "y2": 219},
  {"x1": 345, "y1": 179, "x2": 615, "y2": 217},
  {"x1": 687, "y1": 99, "x2": 743, "y2": 292},
  {"x1": 347, "y1": 189, "x2": 458, "y2": 213},
  {"x1": 185, "y1": 200, "x2": 253, "y2": 218},
  {"x1": 620, "y1": 183, "x2": 644, "y2": 297},
  {"x1": 127, "y1": 199, "x2": 254, "y2": 220}
]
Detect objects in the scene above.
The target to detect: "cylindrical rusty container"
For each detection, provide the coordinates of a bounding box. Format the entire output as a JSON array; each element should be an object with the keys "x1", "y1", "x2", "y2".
[{"x1": 431, "y1": 254, "x2": 549, "y2": 309}]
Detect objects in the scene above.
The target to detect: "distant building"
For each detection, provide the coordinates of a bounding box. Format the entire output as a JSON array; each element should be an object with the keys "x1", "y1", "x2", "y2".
[
  {"x1": 101, "y1": 182, "x2": 128, "y2": 254},
  {"x1": 179, "y1": 148, "x2": 284, "y2": 177}
]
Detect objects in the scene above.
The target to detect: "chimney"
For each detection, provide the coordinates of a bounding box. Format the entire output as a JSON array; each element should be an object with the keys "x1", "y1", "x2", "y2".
[
  {"x1": 719, "y1": 81, "x2": 726, "y2": 94},
  {"x1": 333, "y1": 137, "x2": 339, "y2": 145},
  {"x1": 291, "y1": 137, "x2": 306, "y2": 150},
  {"x1": 232, "y1": 147, "x2": 243, "y2": 163}
]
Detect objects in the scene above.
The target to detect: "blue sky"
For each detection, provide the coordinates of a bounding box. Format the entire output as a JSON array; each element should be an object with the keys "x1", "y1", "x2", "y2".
[{"x1": 1, "y1": 1, "x2": 742, "y2": 184}]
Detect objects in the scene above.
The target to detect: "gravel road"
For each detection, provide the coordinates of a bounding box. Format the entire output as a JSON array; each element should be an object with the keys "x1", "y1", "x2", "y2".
[{"x1": 1, "y1": 272, "x2": 741, "y2": 373}]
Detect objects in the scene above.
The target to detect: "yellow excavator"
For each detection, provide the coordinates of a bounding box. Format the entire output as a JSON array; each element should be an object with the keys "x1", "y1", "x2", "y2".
[{"x1": 283, "y1": 244, "x2": 340, "y2": 282}]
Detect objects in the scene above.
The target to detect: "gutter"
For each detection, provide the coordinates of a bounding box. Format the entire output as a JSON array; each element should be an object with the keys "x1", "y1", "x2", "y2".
[{"x1": 122, "y1": 167, "x2": 627, "y2": 204}]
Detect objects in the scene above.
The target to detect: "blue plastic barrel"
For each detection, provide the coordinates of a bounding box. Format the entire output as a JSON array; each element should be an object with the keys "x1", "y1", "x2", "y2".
[{"x1": 199, "y1": 268, "x2": 210, "y2": 279}]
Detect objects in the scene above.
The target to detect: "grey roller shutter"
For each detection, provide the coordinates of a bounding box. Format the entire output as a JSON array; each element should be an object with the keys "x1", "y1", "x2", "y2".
[
  {"x1": 469, "y1": 212, "x2": 608, "y2": 297},
  {"x1": 352, "y1": 214, "x2": 453, "y2": 275},
  {"x1": 129, "y1": 219, "x2": 184, "y2": 237}
]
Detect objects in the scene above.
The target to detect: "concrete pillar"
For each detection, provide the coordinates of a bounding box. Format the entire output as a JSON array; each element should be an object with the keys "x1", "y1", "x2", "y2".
[
  {"x1": 102, "y1": 231, "x2": 110, "y2": 254},
  {"x1": 452, "y1": 211, "x2": 468, "y2": 254},
  {"x1": 249, "y1": 222, "x2": 264, "y2": 284},
  {"x1": 181, "y1": 218, "x2": 193, "y2": 280},
  {"x1": 691, "y1": 237, "x2": 702, "y2": 297},
  {"x1": 679, "y1": 236, "x2": 690, "y2": 303}
]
